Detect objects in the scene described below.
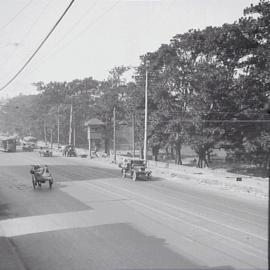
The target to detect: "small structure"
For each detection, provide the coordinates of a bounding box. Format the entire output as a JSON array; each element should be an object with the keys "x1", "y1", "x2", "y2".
[
  {"x1": 0, "y1": 135, "x2": 17, "y2": 152},
  {"x1": 84, "y1": 118, "x2": 105, "y2": 158}
]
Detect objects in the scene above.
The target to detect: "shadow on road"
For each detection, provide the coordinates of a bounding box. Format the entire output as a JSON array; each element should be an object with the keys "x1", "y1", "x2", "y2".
[{"x1": 8, "y1": 223, "x2": 211, "y2": 270}]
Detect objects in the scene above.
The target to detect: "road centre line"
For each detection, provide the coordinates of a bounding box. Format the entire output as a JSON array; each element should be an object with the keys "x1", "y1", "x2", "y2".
[
  {"x1": 95, "y1": 180, "x2": 267, "y2": 242},
  {"x1": 86, "y1": 181, "x2": 267, "y2": 261}
]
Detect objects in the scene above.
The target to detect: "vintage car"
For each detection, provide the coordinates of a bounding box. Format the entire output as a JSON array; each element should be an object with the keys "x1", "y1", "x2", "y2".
[
  {"x1": 120, "y1": 159, "x2": 152, "y2": 181},
  {"x1": 22, "y1": 143, "x2": 34, "y2": 152},
  {"x1": 62, "y1": 145, "x2": 77, "y2": 157},
  {"x1": 39, "y1": 147, "x2": 53, "y2": 157}
]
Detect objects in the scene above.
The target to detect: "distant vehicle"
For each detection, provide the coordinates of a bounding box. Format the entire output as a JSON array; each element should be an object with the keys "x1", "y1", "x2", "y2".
[
  {"x1": 39, "y1": 147, "x2": 53, "y2": 157},
  {"x1": 119, "y1": 159, "x2": 152, "y2": 181},
  {"x1": 62, "y1": 145, "x2": 77, "y2": 157},
  {"x1": 0, "y1": 136, "x2": 16, "y2": 152},
  {"x1": 22, "y1": 143, "x2": 34, "y2": 152},
  {"x1": 22, "y1": 136, "x2": 38, "y2": 149}
]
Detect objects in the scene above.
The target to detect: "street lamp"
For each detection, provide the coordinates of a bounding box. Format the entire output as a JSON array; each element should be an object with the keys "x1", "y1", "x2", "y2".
[{"x1": 144, "y1": 59, "x2": 150, "y2": 164}]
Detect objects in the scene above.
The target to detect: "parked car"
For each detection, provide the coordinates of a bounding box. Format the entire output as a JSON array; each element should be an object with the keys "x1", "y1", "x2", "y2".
[
  {"x1": 39, "y1": 147, "x2": 53, "y2": 157},
  {"x1": 119, "y1": 159, "x2": 152, "y2": 181},
  {"x1": 22, "y1": 143, "x2": 34, "y2": 152},
  {"x1": 62, "y1": 145, "x2": 77, "y2": 157}
]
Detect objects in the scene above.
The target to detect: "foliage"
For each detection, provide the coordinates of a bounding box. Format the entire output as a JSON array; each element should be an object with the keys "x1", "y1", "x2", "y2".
[{"x1": 0, "y1": 0, "x2": 269, "y2": 171}]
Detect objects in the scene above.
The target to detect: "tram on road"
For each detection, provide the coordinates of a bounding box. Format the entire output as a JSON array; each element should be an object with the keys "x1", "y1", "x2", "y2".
[{"x1": 0, "y1": 136, "x2": 17, "y2": 152}]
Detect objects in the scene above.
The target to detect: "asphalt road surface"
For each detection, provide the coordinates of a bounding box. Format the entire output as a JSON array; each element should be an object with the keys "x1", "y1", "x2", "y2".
[{"x1": 0, "y1": 150, "x2": 267, "y2": 270}]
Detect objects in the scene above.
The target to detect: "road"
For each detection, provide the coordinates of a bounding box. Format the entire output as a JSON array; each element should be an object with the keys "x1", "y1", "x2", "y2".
[{"x1": 0, "y1": 150, "x2": 268, "y2": 270}]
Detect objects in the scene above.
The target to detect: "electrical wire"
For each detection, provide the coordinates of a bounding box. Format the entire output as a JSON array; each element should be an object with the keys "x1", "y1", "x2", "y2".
[
  {"x1": 49, "y1": 0, "x2": 99, "y2": 48},
  {"x1": 0, "y1": 0, "x2": 52, "y2": 67},
  {"x1": 0, "y1": 0, "x2": 76, "y2": 92},
  {"x1": 144, "y1": 119, "x2": 270, "y2": 123},
  {"x1": 24, "y1": 0, "x2": 120, "y2": 74},
  {"x1": 113, "y1": 119, "x2": 270, "y2": 124},
  {"x1": 0, "y1": 0, "x2": 33, "y2": 33}
]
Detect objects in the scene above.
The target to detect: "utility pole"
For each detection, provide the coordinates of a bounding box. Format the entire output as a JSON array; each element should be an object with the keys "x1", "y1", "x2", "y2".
[
  {"x1": 73, "y1": 111, "x2": 76, "y2": 147},
  {"x1": 266, "y1": 101, "x2": 270, "y2": 269},
  {"x1": 132, "y1": 113, "x2": 135, "y2": 158},
  {"x1": 87, "y1": 126, "x2": 91, "y2": 158},
  {"x1": 68, "y1": 97, "x2": 73, "y2": 145},
  {"x1": 50, "y1": 129, "x2": 53, "y2": 149},
  {"x1": 113, "y1": 106, "x2": 116, "y2": 163},
  {"x1": 57, "y1": 105, "x2": 60, "y2": 148},
  {"x1": 144, "y1": 60, "x2": 150, "y2": 164},
  {"x1": 44, "y1": 122, "x2": 47, "y2": 146}
]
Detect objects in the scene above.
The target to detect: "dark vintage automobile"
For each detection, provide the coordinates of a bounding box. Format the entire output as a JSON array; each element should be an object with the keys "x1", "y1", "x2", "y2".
[
  {"x1": 30, "y1": 165, "x2": 53, "y2": 189},
  {"x1": 22, "y1": 143, "x2": 34, "y2": 152},
  {"x1": 120, "y1": 159, "x2": 152, "y2": 181},
  {"x1": 39, "y1": 147, "x2": 53, "y2": 157},
  {"x1": 63, "y1": 145, "x2": 77, "y2": 157}
]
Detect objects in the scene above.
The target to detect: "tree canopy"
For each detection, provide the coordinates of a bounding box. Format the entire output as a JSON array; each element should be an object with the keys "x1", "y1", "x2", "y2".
[{"x1": 1, "y1": 0, "x2": 269, "y2": 169}]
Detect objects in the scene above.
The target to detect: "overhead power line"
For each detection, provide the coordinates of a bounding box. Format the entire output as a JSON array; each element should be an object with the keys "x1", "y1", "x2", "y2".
[
  {"x1": 0, "y1": 0, "x2": 52, "y2": 67},
  {"x1": 25, "y1": 1, "x2": 119, "y2": 73},
  {"x1": 0, "y1": 0, "x2": 33, "y2": 33},
  {"x1": 0, "y1": 0, "x2": 76, "y2": 92},
  {"x1": 145, "y1": 119, "x2": 270, "y2": 123}
]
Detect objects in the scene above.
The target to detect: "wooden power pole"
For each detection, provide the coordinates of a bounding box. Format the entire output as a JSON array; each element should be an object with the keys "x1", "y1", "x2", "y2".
[{"x1": 113, "y1": 107, "x2": 116, "y2": 163}]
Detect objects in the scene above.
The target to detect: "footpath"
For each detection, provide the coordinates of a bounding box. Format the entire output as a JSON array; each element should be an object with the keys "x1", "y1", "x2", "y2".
[{"x1": 53, "y1": 145, "x2": 268, "y2": 201}]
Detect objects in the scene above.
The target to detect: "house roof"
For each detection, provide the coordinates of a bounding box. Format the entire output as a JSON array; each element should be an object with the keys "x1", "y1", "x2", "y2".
[
  {"x1": 23, "y1": 136, "x2": 37, "y2": 141},
  {"x1": 84, "y1": 118, "x2": 105, "y2": 126}
]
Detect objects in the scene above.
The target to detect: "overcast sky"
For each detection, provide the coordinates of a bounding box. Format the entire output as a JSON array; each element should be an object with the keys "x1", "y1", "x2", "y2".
[{"x1": 0, "y1": 0, "x2": 259, "y2": 98}]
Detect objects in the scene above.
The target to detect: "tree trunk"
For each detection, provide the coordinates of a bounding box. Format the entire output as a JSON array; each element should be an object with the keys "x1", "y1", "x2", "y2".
[
  {"x1": 207, "y1": 150, "x2": 212, "y2": 164},
  {"x1": 198, "y1": 151, "x2": 209, "y2": 168},
  {"x1": 175, "y1": 143, "x2": 182, "y2": 165},
  {"x1": 105, "y1": 138, "x2": 110, "y2": 154},
  {"x1": 152, "y1": 146, "x2": 159, "y2": 161},
  {"x1": 165, "y1": 147, "x2": 169, "y2": 158},
  {"x1": 203, "y1": 152, "x2": 209, "y2": 167},
  {"x1": 170, "y1": 147, "x2": 175, "y2": 160},
  {"x1": 197, "y1": 149, "x2": 209, "y2": 168}
]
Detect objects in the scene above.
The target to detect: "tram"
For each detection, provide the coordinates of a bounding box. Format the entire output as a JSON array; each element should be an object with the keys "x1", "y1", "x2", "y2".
[{"x1": 0, "y1": 136, "x2": 17, "y2": 152}]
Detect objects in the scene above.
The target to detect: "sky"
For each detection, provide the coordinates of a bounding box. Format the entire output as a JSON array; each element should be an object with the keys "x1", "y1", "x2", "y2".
[{"x1": 0, "y1": 0, "x2": 260, "y2": 99}]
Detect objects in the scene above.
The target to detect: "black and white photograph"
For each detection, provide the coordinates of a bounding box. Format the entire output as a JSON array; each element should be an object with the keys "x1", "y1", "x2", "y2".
[{"x1": 0, "y1": 0, "x2": 268, "y2": 269}]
